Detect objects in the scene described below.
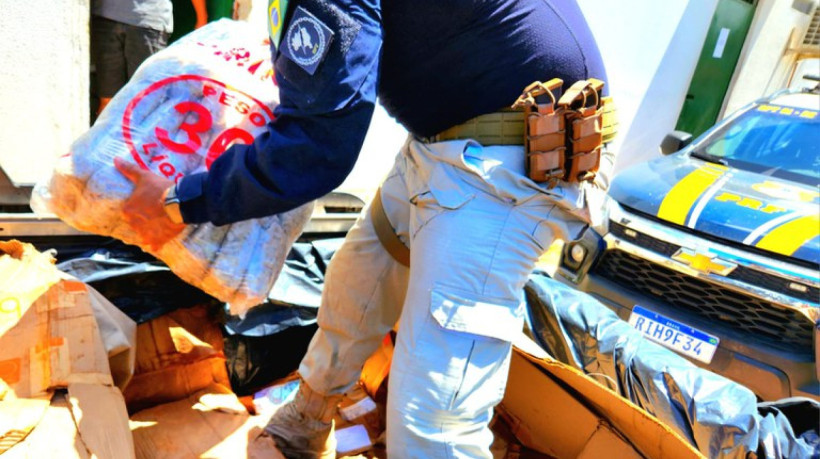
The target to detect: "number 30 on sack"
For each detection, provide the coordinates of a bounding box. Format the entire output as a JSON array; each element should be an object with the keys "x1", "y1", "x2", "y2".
[{"x1": 123, "y1": 75, "x2": 276, "y2": 182}]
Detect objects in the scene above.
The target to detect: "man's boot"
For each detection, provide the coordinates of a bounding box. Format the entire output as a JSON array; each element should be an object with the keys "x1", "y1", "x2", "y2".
[{"x1": 264, "y1": 379, "x2": 343, "y2": 459}]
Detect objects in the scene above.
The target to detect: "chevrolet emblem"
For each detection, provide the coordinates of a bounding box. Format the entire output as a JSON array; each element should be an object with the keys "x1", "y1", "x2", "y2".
[{"x1": 672, "y1": 248, "x2": 737, "y2": 276}]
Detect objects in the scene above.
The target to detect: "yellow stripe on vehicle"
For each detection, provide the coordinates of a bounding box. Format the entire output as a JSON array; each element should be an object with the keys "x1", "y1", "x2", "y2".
[
  {"x1": 658, "y1": 164, "x2": 728, "y2": 225},
  {"x1": 755, "y1": 214, "x2": 820, "y2": 256}
]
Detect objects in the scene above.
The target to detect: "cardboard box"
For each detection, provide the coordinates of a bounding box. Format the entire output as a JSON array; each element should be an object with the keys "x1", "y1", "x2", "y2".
[
  {"x1": 123, "y1": 305, "x2": 232, "y2": 414},
  {"x1": 0, "y1": 241, "x2": 135, "y2": 458},
  {"x1": 502, "y1": 336, "x2": 703, "y2": 459}
]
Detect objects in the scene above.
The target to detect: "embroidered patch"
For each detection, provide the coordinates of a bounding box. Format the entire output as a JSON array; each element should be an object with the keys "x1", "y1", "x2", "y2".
[
  {"x1": 280, "y1": 6, "x2": 334, "y2": 75},
  {"x1": 267, "y1": 0, "x2": 289, "y2": 49}
]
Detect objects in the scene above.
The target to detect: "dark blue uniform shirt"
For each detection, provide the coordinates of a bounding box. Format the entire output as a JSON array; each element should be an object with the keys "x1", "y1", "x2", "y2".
[{"x1": 177, "y1": 0, "x2": 607, "y2": 225}]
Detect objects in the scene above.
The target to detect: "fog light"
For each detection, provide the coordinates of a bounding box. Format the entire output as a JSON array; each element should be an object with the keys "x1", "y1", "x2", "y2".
[{"x1": 570, "y1": 244, "x2": 587, "y2": 264}]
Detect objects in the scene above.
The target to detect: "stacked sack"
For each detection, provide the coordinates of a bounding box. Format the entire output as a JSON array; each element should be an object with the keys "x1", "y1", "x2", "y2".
[{"x1": 32, "y1": 20, "x2": 313, "y2": 316}]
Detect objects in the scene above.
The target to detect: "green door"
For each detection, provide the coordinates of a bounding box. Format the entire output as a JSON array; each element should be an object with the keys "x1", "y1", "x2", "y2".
[
  {"x1": 676, "y1": 0, "x2": 757, "y2": 137},
  {"x1": 170, "y1": 0, "x2": 235, "y2": 43}
]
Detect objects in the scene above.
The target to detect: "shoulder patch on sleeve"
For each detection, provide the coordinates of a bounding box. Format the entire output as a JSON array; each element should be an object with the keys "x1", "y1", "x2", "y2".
[
  {"x1": 268, "y1": 0, "x2": 289, "y2": 48},
  {"x1": 280, "y1": 6, "x2": 335, "y2": 75}
]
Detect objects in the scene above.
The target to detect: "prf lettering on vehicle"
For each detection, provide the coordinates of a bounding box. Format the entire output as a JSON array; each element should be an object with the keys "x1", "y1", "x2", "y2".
[
  {"x1": 713, "y1": 191, "x2": 786, "y2": 214},
  {"x1": 656, "y1": 164, "x2": 819, "y2": 258},
  {"x1": 757, "y1": 104, "x2": 818, "y2": 119}
]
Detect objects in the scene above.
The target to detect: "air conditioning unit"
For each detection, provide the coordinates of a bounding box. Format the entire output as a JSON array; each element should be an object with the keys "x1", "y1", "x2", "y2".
[{"x1": 801, "y1": 5, "x2": 820, "y2": 48}]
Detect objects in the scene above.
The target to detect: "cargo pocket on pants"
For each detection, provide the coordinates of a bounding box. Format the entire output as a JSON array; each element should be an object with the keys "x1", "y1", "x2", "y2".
[
  {"x1": 429, "y1": 285, "x2": 524, "y2": 412},
  {"x1": 409, "y1": 164, "x2": 475, "y2": 239}
]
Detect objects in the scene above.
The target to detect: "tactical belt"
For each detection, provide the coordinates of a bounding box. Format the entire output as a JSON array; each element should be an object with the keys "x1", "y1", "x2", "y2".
[
  {"x1": 425, "y1": 95, "x2": 616, "y2": 148},
  {"x1": 427, "y1": 109, "x2": 526, "y2": 145},
  {"x1": 370, "y1": 189, "x2": 411, "y2": 267}
]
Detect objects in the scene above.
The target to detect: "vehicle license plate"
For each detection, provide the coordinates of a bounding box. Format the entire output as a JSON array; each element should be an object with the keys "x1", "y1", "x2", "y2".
[{"x1": 628, "y1": 305, "x2": 720, "y2": 364}]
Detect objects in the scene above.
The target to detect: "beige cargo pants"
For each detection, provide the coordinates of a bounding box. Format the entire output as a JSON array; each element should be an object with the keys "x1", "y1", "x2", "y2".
[{"x1": 299, "y1": 136, "x2": 599, "y2": 458}]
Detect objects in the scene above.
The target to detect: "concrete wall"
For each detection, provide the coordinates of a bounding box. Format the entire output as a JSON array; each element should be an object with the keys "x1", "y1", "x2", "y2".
[
  {"x1": 578, "y1": 0, "x2": 718, "y2": 173},
  {"x1": 578, "y1": 0, "x2": 816, "y2": 173},
  {"x1": 0, "y1": 0, "x2": 90, "y2": 186},
  {"x1": 722, "y1": 0, "x2": 817, "y2": 115}
]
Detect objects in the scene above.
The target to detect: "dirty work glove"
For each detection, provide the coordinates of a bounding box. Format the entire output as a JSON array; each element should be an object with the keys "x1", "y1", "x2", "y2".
[{"x1": 114, "y1": 157, "x2": 185, "y2": 251}]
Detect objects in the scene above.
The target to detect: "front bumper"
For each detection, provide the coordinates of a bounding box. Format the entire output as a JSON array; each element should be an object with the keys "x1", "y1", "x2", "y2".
[{"x1": 556, "y1": 204, "x2": 819, "y2": 401}]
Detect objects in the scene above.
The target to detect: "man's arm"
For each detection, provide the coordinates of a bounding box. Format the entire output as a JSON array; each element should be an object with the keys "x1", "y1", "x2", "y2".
[
  {"x1": 118, "y1": 0, "x2": 382, "y2": 249},
  {"x1": 191, "y1": 0, "x2": 208, "y2": 29},
  {"x1": 177, "y1": 0, "x2": 382, "y2": 226}
]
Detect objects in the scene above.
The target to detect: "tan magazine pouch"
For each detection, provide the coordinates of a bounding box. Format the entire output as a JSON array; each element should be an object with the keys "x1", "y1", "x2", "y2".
[
  {"x1": 557, "y1": 78, "x2": 605, "y2": 183},
  {"x1": 513, "y1": 78, "x2": 566, "y2": 183},
  {"x1": 514, "y1": 78, "x2": 613, "y2": 186}
]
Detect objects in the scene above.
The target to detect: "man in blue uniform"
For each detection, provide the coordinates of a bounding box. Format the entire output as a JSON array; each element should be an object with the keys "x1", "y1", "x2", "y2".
[{"x1": 116, "y1": 0, "x2": 612, "y2": 456}]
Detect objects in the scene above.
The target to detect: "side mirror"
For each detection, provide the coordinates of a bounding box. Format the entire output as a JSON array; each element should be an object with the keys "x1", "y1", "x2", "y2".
[{"x1": 660, "y1": 131, "x2": 693, "y2": 156}]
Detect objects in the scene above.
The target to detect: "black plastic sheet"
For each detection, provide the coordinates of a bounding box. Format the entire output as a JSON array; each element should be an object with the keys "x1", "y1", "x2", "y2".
[
  {"x1": 57, "y1": 247, "x2": 220, "y2": 323},
  {"x1": 525, "y1": 270, "x2": 819, "y2": 458},
  {"x1": 224, "y1": 323, "x2": 318, "y2": 396},
  {"x1": 223, "y1": 237, "x2": 343, "y2": 335},
  {"x1": 223, "y1": 238, "x2": 343, "y2": 394}
]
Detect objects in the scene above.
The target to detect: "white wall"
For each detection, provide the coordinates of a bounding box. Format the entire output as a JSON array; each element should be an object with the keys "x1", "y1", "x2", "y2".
[
  {"x1": 722, "y1": 0, "x2": 817, "y2": 115},
  {"x1": 578, "y1": 0, "x2": 718, "y2": 173},
  {"x1": 578, "y1": 0, "x2": 817, "y2": 173},
  {"x1": 0, "y1": 0, "x2": 90, "y2": 186}
]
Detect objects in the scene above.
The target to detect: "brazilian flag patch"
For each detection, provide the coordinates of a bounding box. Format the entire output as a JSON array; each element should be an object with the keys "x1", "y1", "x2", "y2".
[{"x1": 268, "y1": 0, "x2": 289, "y2": 49}]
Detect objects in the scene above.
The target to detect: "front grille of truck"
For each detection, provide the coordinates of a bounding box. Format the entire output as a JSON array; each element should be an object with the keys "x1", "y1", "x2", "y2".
[
  {"x1": 593, "y1": 249, "x2": 814, "y2": 353},
  {"x1": 609, "y1": 221, "x2": 820, "y2": 303}
]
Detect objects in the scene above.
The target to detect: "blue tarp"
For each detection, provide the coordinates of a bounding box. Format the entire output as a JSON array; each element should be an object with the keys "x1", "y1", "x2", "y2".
[{"x1": 525, "y1": 270, "x2": 819, "y2": 458}]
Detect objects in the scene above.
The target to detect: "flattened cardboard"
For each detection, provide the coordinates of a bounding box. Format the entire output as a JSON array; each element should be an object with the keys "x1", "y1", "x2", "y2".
[
  {"x1": 577, "y1": 423, "x2": 642, "y2": 459},
  {"x1": 67, "y1": 383, "x2": 134, "y2": 459},
  {"x1": 2, "y1": 393, "x2": 90, "y2": 459},
  {"x1": 501, "y1": 349, "x2": 609, "y2": 457},
  {"x1": 130, "y1": 385, "x2": 282, "y2": 458}
]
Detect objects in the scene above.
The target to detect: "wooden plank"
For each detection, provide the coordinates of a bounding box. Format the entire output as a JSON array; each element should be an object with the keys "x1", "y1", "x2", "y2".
[{"x1": 67, "y1": 383, "x2": 135, "y2": 459}]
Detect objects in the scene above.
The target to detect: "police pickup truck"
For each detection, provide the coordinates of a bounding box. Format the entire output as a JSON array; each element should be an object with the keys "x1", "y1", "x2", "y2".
[{"x1": 556, "y1": 84, "x2": 819, "y2": 401}]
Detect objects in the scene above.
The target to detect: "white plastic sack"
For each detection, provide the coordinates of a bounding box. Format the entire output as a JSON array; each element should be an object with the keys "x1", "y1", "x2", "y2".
[{"x1": 32, "y1": 20, "x2": 313, "y2": 316}]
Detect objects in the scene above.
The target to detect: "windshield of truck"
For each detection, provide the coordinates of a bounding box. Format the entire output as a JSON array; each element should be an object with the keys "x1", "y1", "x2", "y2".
[{"x1": 695, "y1": 97, "x2": 819, "y2": 186}]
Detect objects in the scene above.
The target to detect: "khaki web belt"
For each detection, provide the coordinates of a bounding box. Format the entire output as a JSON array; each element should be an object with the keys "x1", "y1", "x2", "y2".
[
  {"x1": 427, "y1": 109, "x2": 526, "y2": 145},
  {"x1": 425, "y1": 99, "x2": 616, "y2": 147},
  {"x1": 370, "y1": 189, "x2": 411, "y2": 267}
]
